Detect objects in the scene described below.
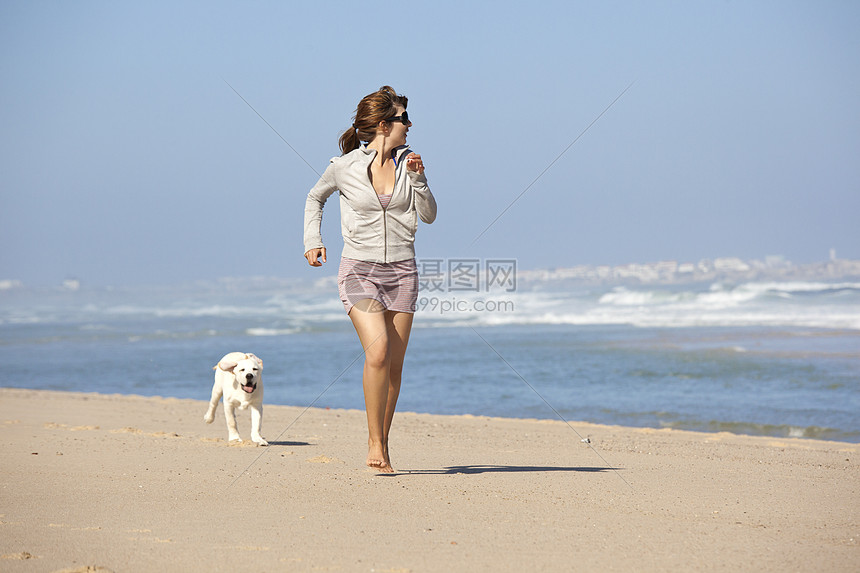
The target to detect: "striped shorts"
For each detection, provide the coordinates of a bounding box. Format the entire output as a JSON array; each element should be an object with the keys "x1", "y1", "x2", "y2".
[{"x1": 337, "y1": 257, "x2": 418, "y2": 314}]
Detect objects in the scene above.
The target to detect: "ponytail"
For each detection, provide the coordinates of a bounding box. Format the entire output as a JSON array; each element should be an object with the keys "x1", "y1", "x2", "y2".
[{"x1": 338, "y1": 126, "x2": 361, "y2": 155}]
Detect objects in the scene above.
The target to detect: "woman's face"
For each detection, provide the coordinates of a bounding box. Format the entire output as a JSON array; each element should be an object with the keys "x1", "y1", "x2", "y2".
[{"x1": 385, "y1": 105, "x2": 411, "y2": 146}]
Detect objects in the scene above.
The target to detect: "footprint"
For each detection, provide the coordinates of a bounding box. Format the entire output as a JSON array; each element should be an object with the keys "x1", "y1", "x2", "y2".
[
  {"x1": 47, "y1": 523, "x2": 100, "y2": 532},
  {"x1": 42, "y1": 423, "x2": 99, "y2": 431},
  {"x1": 110, "y1": 427, "x2": 143, "y2": 434},
  {"x1": 227, "y1": 440, "x2": 260, "y2": 448},
  {"x1": 1, "y1": 552, "x2": 37, "y2": 560},
  {"x1": 306, "y1": 455, "x2": 341, "y2": 464},
  {"x1": 50, "y1": 567, "x2": 115, "y2": 573},
  {"x1": 126, "y1": 536, "x2": 173, "y2": 543}
]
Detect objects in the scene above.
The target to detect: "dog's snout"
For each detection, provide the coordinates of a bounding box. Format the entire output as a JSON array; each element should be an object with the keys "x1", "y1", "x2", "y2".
[{"x1": 246, "y1": 373, "x2": 254, "y2": 380}]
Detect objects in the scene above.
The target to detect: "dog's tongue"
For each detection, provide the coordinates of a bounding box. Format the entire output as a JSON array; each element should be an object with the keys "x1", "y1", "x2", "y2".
[{"x1": 242, "y1": 384, "x2": 255, "y2": 393}]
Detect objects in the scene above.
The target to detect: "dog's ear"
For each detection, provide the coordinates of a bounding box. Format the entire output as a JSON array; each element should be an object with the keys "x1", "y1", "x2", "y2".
[
  {"x1": 245, "y1": 354, "x2": 263, "y2": 369},
  {"x1": 218, "y1": 361, "x2": 238, "y2": 373}
]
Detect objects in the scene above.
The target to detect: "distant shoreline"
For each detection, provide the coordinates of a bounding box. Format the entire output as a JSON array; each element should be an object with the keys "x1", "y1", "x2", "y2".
[{"x1": 519, "y1": 256, "x2": 860, "y2": 287}]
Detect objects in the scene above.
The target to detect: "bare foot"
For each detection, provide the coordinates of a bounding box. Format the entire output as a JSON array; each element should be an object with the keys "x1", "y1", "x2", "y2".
[{"x1": 367, "y1": 440, "x2": 394, "y2": 473}]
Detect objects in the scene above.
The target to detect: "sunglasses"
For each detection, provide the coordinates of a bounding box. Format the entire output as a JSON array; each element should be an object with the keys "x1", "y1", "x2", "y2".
[{"x1": 384, "y1": 111, "x2": 410, "y2": 125}]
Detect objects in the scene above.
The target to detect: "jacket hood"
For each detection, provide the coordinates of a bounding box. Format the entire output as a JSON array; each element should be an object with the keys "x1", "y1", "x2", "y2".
[{"x1": 357, "y1": 144, "x2": 413, "y2": 163}]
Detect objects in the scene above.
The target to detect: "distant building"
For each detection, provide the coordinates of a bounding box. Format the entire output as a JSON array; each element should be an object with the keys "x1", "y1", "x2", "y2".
[{"x1": 713, "y1": 258, "x2": 751, "y2": 272}]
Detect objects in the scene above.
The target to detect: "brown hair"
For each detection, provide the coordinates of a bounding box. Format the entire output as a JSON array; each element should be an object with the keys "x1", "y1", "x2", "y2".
[{"x1": 338, "y1": 85, "x2": 408, "y2": 155}]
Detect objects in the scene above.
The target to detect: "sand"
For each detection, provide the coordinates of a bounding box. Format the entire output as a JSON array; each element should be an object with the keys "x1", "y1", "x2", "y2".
[{"x1": 0, "y1": 388, "x2": 857, "y2": 572}]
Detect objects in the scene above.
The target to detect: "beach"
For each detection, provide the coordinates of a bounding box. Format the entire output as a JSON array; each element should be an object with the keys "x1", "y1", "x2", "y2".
[{"x1": 1, "y1": 388, "x2": 857, "y2": 572}]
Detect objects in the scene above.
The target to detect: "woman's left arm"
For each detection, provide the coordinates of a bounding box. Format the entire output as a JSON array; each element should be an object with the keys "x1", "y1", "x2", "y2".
[{"x1": 406, "y1": 153, "x2": 437, "y2": 224}]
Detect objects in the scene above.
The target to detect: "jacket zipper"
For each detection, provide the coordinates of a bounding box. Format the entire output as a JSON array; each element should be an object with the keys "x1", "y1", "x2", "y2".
[
  {"x1": 371, "y1": 147, "x2": 405, "y2": 263},
  {"x1": 381, "y1": 153, "x2": 395, "y2": 263}
]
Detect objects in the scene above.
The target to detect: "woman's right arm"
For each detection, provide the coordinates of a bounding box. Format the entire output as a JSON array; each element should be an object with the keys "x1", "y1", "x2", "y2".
[{"x1": 303, "y1": 161, "x2": 338, "y2": 266}]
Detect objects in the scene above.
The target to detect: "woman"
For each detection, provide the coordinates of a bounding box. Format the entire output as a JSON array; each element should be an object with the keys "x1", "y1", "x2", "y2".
[{"x1": 303, "y1": 86, "x2": 437, "y2": 473}]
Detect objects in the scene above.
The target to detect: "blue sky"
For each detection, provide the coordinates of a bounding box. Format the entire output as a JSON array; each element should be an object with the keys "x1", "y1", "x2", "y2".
[{"x1": 1, "y1": 1, "x2": 858, "y2": 286}]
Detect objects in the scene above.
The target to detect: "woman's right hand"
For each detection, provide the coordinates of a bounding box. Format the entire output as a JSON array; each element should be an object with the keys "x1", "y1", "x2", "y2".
[{"x1": 304, "y1": 248, "x2": 327, "y2": 267}]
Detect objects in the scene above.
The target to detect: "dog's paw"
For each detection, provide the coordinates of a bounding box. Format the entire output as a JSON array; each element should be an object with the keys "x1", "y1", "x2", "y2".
[
  {"x1": 203, "y1": 413, "x2": 214, "y2": 424},
  {"x1": 252, "y1": 437, "x2": 269, "y2": 446}
]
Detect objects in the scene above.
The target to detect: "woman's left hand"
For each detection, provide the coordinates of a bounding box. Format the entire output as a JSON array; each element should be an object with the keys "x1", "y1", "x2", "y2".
[{"x1": 406, "y1": 153, "x2": 425, "y2": 175}]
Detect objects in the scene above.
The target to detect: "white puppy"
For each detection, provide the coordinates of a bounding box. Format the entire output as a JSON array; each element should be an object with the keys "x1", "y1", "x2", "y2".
[{"x1": 203, "y1": 352, "x2": 267, "y2": 446}]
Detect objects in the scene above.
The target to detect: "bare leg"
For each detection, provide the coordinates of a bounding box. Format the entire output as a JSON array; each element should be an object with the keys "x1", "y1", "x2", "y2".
[
  {"x1": 381, "y1": 310, "x2": 414, "y2": 468},
  {"x1": 349, "y1": 299, "x2": 393, "y2": 472}
]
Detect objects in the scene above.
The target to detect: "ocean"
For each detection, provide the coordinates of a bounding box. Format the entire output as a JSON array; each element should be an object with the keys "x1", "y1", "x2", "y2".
[{"x1": 2, "y1": 273, "x2": 859, "y2": 442}]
